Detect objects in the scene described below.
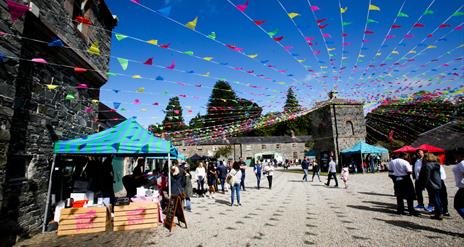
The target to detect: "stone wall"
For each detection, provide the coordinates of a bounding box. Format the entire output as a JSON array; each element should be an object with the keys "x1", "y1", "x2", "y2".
[
  {"x1": 0, "y1": 0, "x2": 115, "y2": 244},
  {"x1": 179, "y1": 142, "x2": 306, "y2": 162},
  {"x1": 310, "y1": 102, "x2": 366, "y2": 166}
]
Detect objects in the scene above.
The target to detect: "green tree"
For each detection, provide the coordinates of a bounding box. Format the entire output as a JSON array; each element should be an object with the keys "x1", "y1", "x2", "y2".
[
  {"x1": 284, "y1": 87, "x2": 301, "y2": 112},
  {"x1": 162, "y1": 96, "x2": 186, "y2": 131},
  {"x1": 204, "y1": 80, "x2": 262, "y2": 127},
  {"x1": 189, "y1": 113, "x2": 204, "y2": 129}
]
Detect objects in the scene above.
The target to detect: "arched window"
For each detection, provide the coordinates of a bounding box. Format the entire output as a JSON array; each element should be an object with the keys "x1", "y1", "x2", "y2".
[{"x1": 346, "y1": 121, "x2": 354, "y2": 136}]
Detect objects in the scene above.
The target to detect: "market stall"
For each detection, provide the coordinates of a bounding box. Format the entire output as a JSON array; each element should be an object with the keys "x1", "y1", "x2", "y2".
[
  {"x1": 44, "y1": 118, "x2": 181, "y2": 234},
  {"x1": 341, "y1": 141, "x2": 389, "y2": 172},
  {"x1": 393, "y1": 144, "x2": 446, "y2": 164}
]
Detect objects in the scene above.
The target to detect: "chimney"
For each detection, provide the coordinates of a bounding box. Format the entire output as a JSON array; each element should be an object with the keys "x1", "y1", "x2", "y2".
[{"x1": 328, "y1": 90, "x2": 338, "y2": 100}]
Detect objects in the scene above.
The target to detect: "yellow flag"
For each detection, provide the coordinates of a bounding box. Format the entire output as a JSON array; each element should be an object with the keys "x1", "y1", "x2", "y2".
[
  {"x1": 328, "y1": 48, "x2": 336, "y2": 51},
  {"x1": 340, "y1": 7, "x2": 348, "y2": 14},
  {"x1": 288, "y1": 12, "x2": 300, "y2": 19},
  {"x1": 147, "y1": 39, "x2": 158, "y2": 45},
  {"x1": 297, "y1": 59, "x2": 305, "y2": 63},
  {"x1": 185, "y1": 17, "x2": 198, "y2": 30},
  {"x1": 392, "y1": 50, "x2": 399, "y2": 55},
  {"x1": 202, "y1": 72, "x2": 210, "y2": 77},
  {"x1": 132, "y1": 75, "x2": 142, "y2": 79},
  {"x1": 408, "y1": 50, "x2": 416, "y2": 54},
  {"x1": 369, "y1": 4, "x2": 380, "y2": 11},
  {"x1": 136, "y1": 87, "x2": 145, "y2": 92},
  {"x1": 376, "y1": 52, "x2": 382, "y2": 56},
  {"x1": 427, "y1": 45, "x2": 437, "y2": 49},
  {"x1": 203, "y1": 57, "x2": 213, "y2": 61},
  {"x1": 248, "y1": 54, "x2": 258, "y2": 58},
  {"x1": 87, "y1": 42, "x2": 100, "y2": 55},
  {"x1": 46, "y1": 84, "x2": 58, "y2": 90}
]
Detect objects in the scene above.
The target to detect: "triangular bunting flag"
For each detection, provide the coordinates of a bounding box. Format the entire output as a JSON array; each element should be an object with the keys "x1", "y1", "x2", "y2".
[
  {"x1": 369, "y1": 4, "x2": 380, "y2": 11},
  {"x1": 115, "y1": 33, "x2": 128, "y2": 41},
  {"x1": 157, "y1": 6, "x2": 172, "y2": 16},
  {"x1": 6, "y1": 0, "x2": 29, "y2": 22},
  {"x1": 87, "y1": 42, "x2": 100, "y2": 55},
  {"x1": 117, "y1": 57, "x2": 128, "y2": 70},
  {"x1": 288, "y1": 12, "x2": 300, "y2": 19},
  {"x1": 185, "y1": 16, "x2": 198, "y2": 30}
]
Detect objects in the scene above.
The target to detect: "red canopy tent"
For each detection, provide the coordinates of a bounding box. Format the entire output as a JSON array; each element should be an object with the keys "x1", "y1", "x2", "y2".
[
  {"x1": 393, "y1": 145, "x2": 416, "y2": 153},
  {"x1": 416, "y1": 144, "x2": 446, "y2": 164}
]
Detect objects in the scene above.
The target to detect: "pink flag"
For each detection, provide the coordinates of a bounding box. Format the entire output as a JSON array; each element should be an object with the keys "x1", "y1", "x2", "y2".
[
  {"x1": 311, "y1": 6, "x2": 320, "y2": 11},
  {"x1": 439, "y1": 24, "x2": 450, "y2": 28},
  {"x1": 364, "y1": 30, "x2": 374, "y2": 34},
  {"x1": 130, "y1": 0, "x2": 140, "y2": 3},
  {"x1": 304, "y1": 37, "x2": 315, "y2": 41},
  {"x1": 7, "y1": 0, "x2": 30, "y2": 22},
  {"x1": 166, "y1": 61, "x2": 175, "y2": 70},
  {"x1": 133, "y1": 99, "x2": 141, "y2": 104},
  {"x1": 31, "y1": 58, "x2": 47, "y2": 64},
  {"x1": 284, "y1": 45, "x2": 293, "y2": 51},
  {"x1": 427, "y1": 34, "x2": 433, "y2": 38},
  {"x1": 455, "y1": 25, "x2": 463, "y2": 31},
  {"x1": 323, "y1": 33, "x2": 331, "y2": 38},
  {"x1": 342, "y1": 42, "x2": 351, "y2": 46},
  {"x1": 319, "y1": 24, "x2": 328, "y2": 29},
  {"x1": 317, "y1": 18, "x2": 327, "y2": 23},
  {"x1": 342, "y1": 33, "x2": 348, "y2": 37},
  {"x1": 392, "y1": 24, "x2": 401, "y2": 29},
  {"x1": 404, "y1": 34, "x2": 414, "y2": 39},
  {"x1": 236, "y1": 0, "x2": 249, "y2": 12},
  {"x1": 313, "y1": 50, "x2": 321, "y2": 55},
  {"x1": 386, "y1": 35, "x2": 395, "y2": 39}
]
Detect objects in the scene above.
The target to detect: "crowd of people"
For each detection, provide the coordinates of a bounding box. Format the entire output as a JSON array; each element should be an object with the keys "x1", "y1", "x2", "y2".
[{"x1": 388, "y1": 148, "x2": 464, "y2": 220}]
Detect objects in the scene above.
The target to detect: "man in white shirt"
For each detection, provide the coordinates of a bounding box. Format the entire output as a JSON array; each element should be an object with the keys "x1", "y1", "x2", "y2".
[
  {"x1": 452, "y1": 148, "x2": 464, "y2": 218},
  {"x1": 325, "y1": 158, "x2": 338, "y2": 187},
  {"x1": 389, "y1": 153, "x2": 419, "y2": 216}
]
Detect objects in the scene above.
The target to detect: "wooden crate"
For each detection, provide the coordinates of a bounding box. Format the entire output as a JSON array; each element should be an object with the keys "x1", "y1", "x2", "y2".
[
  {"x1": 113, "y1": 202, "x2": 159, "y2": 231},
  {"x1": 58, "y1": 206, "x2": 110, "y2": 236}
]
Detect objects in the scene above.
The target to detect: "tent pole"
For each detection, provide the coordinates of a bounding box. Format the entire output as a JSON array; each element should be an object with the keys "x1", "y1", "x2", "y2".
[
  {"x1": 42, "y1": 154, "x2": 57, "y2": 233},
  {"x1": 168, "y1": 152, "x2": 171, "y2": 198}
]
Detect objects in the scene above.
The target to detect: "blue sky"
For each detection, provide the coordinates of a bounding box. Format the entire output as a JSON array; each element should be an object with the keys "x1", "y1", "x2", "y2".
[{"x1": 101, "y1": 0, "x2": 463, "y2": 127}]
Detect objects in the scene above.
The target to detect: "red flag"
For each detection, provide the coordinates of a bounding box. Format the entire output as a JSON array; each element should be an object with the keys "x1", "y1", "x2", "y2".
[
  {"x1": 392, "y1": 24, "x2": 401, "y2": 29},
  {"x1": 144, "y1": 58, "x2": 153, "y2": 65},
  {"x1": 160, "y1": 43, "x2": 170, "y2": 48},
  {"x1": 439, "y1": 24, "x2": 450, "y2": 28},
  {"x1": 254, "y1": 20, "x2": 266, "y2": 25},
  {"x1": 413, "y1": 23, "x2": 424, "y2": 28},
  {"x1": 74, "y1": 67, "x2": 87, "y2": 73},
  {"x1": 75, "y1": 16, "x2": 92, "y2": 25},
  {"x1": 273, "y1": 36, "x2": 284, "y2": 42}
]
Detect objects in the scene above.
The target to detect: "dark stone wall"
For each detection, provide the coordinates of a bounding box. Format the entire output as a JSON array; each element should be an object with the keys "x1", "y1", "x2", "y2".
[
  {"x1": 310, "y1": 103, "x2": 367, "y2": 166},
  {"x1": 0, "y1": 0, "x2": 115, "y2": 244}
]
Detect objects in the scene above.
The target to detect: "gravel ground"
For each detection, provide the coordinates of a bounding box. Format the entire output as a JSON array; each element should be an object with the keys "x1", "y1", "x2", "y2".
[
  {"x1": 15, "y1": 166, "x2": 463, "y2": 247},
  {"x1": 144, "y1": 166, "x2": 463, "y2": 247}
]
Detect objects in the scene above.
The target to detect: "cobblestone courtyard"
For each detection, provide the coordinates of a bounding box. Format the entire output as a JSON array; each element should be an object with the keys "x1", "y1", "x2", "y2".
[{"x1": 16, "y1": 167, "x2": 463, "y2": 247}]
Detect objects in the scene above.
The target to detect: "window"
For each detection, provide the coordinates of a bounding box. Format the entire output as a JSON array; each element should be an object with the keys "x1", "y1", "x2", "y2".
[
  {"x1": 7, "y1": 155, "x2": 32, "y2": 181},
  {"x1": 276, "y1": 144, "x2": 280, "y2": 149},
  {"x1": 292, "y1": 143, "x2": 297, "y2": 148},
  {"x1": 293, "y1": 152, "x2": 298, "y2": 159},
  {"x1": 197, "y1": 146, "x2": 203, "y2": 151},
  {"x1": 262, "y1": 144, "x2": 266, "y2": 149},
  {"x1": 182, "y1": 148, "x2": 186, "y2": 152},
  {"x1": 65, "y1": 0, "x2": 92, "y2": 38},
  {"x1": 346, "y1": 121, "x2": 355, "y2": 136},
  {"x1": 245, "y1": 145, "x2": 252, "y2": 151}
]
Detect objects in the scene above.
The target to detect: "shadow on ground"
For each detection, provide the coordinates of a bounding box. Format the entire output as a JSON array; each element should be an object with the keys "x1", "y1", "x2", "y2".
[{"x1": 373, "y1": 218, "x2": 464, "y2": 238}]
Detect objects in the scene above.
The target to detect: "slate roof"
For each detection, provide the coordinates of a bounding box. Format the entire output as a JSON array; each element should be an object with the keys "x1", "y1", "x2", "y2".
[
  {"x1": 411, "y1": 121, "x2": 464, "y2": 150},
  {"x1": 195, "y1": 136, "x2": 312, "y2": 145}
]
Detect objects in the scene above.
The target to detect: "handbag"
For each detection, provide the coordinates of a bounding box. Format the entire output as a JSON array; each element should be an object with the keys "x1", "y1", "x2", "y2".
[{"x1": 226, "y1": 170, "x2": 237, "y2": 185}]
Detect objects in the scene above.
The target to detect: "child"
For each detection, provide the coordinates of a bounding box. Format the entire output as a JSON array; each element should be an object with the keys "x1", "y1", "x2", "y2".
[{"x1": 341, "y1": 165, "x2": 350, "y2": 189}]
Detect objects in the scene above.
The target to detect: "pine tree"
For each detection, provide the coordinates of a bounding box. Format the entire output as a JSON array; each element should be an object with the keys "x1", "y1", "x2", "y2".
[
  {"x1": 203, "y1": 80, "x2": 262, "y2": 127},
  {"x1": 162, "y1": 96, "x2": 186, "y2": 131},
  {"x1": 284, "y1": 87, "x2": 301, "y2": 112}
]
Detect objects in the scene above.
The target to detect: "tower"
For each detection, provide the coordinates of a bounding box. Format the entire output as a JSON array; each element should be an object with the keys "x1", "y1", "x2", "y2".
[{"x1": 310, "y1": 92, "x2": 366, "y2": 169}]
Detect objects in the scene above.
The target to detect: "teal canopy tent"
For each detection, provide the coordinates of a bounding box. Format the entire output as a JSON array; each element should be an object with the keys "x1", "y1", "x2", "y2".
[
  {"x1": 44, "y1": 118, "x2": 178, "y2": 233},
  {"x1": 54, "y1": 118, "x2": 178, "y2": 156},
  {"x1": 341, "y1": 141, "x2": 389, "y2": 155}
]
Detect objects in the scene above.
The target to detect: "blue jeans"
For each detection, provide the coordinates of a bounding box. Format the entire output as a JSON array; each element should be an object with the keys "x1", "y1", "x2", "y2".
[
  {"x1": 303, "y1": 169, "x2": 308, "y2": 181},
  {"x1": 185, "y1": 198, "x2": 191, "y2": 211},
  {"x1": 429, "y1": 189, "x2": 443, "y2": 216},
  {"x1": 231, "y1": 183, "x2": 240, "y2": 205},
  {"x1": 256, "y1": 175, "x2": 261, "y2": 189},
  {"x1": 455, "y1": 188, "x2": 464, "y2": 218},
  {"x1": 220, "y1": 178, "x2": 226, "y2": 192},
  {"x1": 240, "y1": 175, "x2": 246, "y2": 190}
]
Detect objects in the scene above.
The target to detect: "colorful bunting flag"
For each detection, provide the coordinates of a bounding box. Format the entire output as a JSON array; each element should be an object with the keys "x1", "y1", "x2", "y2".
[
  {"x1": 157, "y1": 6, "x2": 172, "y2": 16},
  {"x1": 398, "y1": 12, "x2": 409, "y2": 17},
  {"x1": 273, "y1": 36, "x2": 284, "y2": 42},
  {"x1": 184, "y1": 51, "x2": 194, "y2": 55},
  {"x1": 453, "y1": 11, "x2": 464, "y2": 16},
  {"x1": 6, "y1": 0, "x2": 29, "y2": 22},
  {"x1": 207, "y1": 32, "x2": 216, "y2": 40},
  {"x1": 340, "y1": 7, "x2": 348, "y2": 14},
  {"x1": 367, "y1": 19, "x2": 378, "y2": 23},
  {"x1": 166, "y1": 61, "x2": 175, "y2": 70},
  {"x1": 203, "y1": 57, "x2": 213, "y2": 61},
  {"x1": 369, "y1": 4, "x2": 380, "y2": 11},
  {"x1": 185, "y1": 17, "x2": 198, "y2": 30},
  {"x1": 236, "y1": 0, "x2": 249, "y2": 12},
  {"x1": 311, "y1": 6, "x2": 320, "y2": 11},
  {"x1": 46, "y1": 84, "x2": 58, "y2": 90},
  {"x1": 267, "y1": 29, "x2": 279, "y2": 37},
  {"x1": 144, "y1": 58, "x2": 153, "y2": 65},
  {"x1": 74, "y1": 67, "x2": 87, "y2": 73},
  {"x1": 132, "y1": 75, "x2": 142, "y2": 79},
  {"x1": 115, "y1": 33, "x2": 128, "y2": 41},
  {"x1": 288, "y1": 12, "x2": 300, "y2": 19},
  {"x1": 31, "y1": 58, "x2": 47, "y2": 64},
  {"x1": 48, "y1": 37, "x2": 64, "y2": 47},
  {"x1": 254, "y1": 20, "x2": 266, "y2": 25},
  {"x1": 414, "y1": 23, "x2": 424, "y2": 28},
  {"x1": 147, "y1": 39, "x2": 158, "y2": 45},
  {"x1": 424, "y1": 10, "x2": 434, "y2": 15},
  {"x1": 75, "y1": 16, "x2": 92, "y2": 25},
  {"x1": 117, "y1": 58, "x2": 128, "y2": 70}
]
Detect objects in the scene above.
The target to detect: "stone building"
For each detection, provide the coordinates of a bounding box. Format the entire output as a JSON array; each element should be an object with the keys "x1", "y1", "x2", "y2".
[
  {"x1": 179, "y1": 136, "x2": 312, "y2": 163},
  {"x1": 0, "y1": 0, "x2": 116, "y2": 244},
  {"x1": 309, "y1": 92, "x2": 367, "y2": 167}
]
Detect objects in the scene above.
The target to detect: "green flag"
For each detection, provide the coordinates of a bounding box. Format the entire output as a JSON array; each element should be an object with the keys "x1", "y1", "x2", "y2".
[
  {"x1": 183, "y1": 51, "x2": 194, "y2": 55},
  {"x1": 117, "y1": 58, "x2": 128, "y2": 70},
  {"x1": 424, "y1": 9, "x2": 434, "y2": 15},
  {"x1": 453, "y1": 11, "x2": 464, "y2": 16},
  {"x1": 267, "y1": 29, "x2": 279, "y2": 37},
  {"x1": 342, "y1": 21, "x2": 352, "y2": 26},
  {"x1": 115, "y1": 33, "x2": 128, "y2": 41},
  {"x1": 367, "y1": 19, "x2": 378, "y2": 23},
  {"x1": 207, "y1": 32, "x2": 216, "y2": 40},
  {"x1": 398, "y1": 12, "x2": 409, "y2": 17}
]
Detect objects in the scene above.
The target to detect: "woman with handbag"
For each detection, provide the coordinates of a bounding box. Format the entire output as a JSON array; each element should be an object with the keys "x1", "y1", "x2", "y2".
[{"x1": 227, "y1": 162, "x2": 242, "y2": 206}]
